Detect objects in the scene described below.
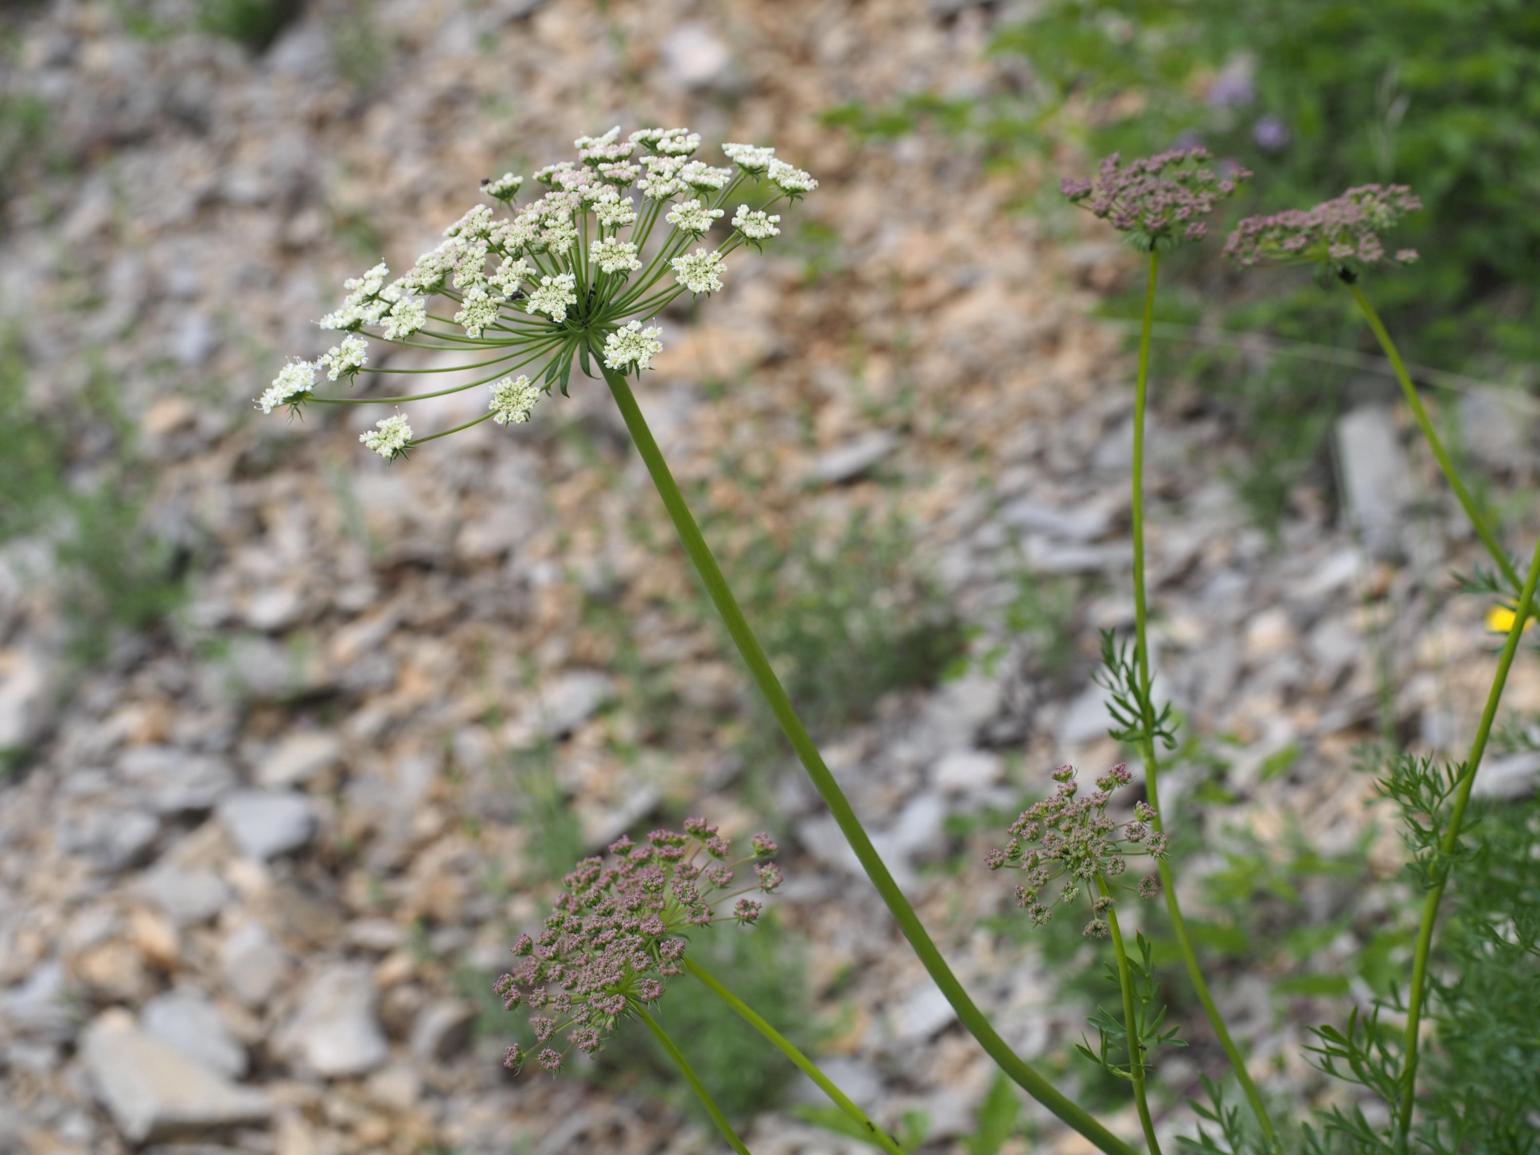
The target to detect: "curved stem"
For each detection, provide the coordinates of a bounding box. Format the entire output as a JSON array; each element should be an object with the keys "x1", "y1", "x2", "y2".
[
  {"x1": 637, "y1": 1007, "x2": 753, "y2": 1155},
  {"x1": 1348, "y1": 282, "x2": 1536, "y2": 617},
  {"x1": 684, "y1": 957, "x2": 909, "y2": 1155},
  {"x1": 1096, "y1": 876, "x2": 1161, "y2": 1155},
  {"x1": 598, "y1": 363, "x2": 1134, "y2": 1155},
  {"x1": 1129, "y1": 252, "x2": 1279, "y2": 1150},
  {"x1": 1394, "y1": 531, "x2": 1540, "y2": 1148}
]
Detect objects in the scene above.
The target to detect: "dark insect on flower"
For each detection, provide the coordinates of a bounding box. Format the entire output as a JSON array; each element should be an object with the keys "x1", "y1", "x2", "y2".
[
  {"x1": 1060, "y1": 147, "x2": 1250, "y2": 252},
  {"x1": 1223, "y1": 184, "x2": 1421, "y2": 280},
  {"x1": 494, "y1": 820, "x2": 781, "y2": 1074},
  {"x1": 987, "y1": 764, "x2": 1167, "y2": 937}
]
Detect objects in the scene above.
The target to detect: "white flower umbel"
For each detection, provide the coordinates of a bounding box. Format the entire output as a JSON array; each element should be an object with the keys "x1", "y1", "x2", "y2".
[
  {"x1": 672, "y1": 249, "x2": 725, "y2": 295},
  {"x1": 526, "y1": 273, "x2": 578, "y2": 323},
  {"x1": 732, "y1": 204, "x2": 781, "y2": 242},
  {"x1": 320, "y1": 334, "x2": 369, "y2": 381},
  {"x1": 667, "y1": 198, "x2": 725, "y2": 237},
  {"x1": 264, "y1": 126, "x2": 815, "y2": 456},
  {"x1": 603, "y1": 321, "x2": 664, "y2": 373},
  {"x1": 591, "y1": 237, "x2": 642, "y2": 274},
  {"x1": 489, "y1": 375, "x2": 541, "y2": 425},
  {"x1": 257, "y1": 359, "x2": 316, "y2": 413},
  {"x1": 360, "y1": 412, "x2": 412, "y2": 460}
]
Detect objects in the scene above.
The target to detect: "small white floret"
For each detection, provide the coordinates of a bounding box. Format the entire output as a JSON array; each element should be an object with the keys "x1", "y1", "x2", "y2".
[
  {"x1": 257, "y1": 359, "x2": 317, "y2": 414},
  {"x1": 602, "y1": 320, "x2": 664, "y2": 372},
  {"x1": 360, "y1": 412, "x2": 412, "y2": 460},
  {"x1": 320, "y1": 334, "x2": 368, "y2": 381},
  {"x1": 671, "y1": 249, "x2": 725, "y2": 295},
  {"x1": 489, "y1": 374, "x2": 541, "y2": 425}
]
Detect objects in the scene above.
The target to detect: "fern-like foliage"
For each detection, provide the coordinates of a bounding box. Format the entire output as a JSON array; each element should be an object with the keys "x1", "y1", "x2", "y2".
[{"x1": 1096, "y1": 629, "x2": 1178, "y2": 751}]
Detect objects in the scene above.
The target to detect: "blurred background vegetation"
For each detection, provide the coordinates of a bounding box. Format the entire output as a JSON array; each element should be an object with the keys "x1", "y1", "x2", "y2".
[{"x1": 827, "y1": 0, "x2": 1540, "y2": 530}]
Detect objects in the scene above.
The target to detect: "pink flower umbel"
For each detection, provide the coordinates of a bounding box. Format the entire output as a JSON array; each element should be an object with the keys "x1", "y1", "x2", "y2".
[
  {"x1": 495, "y1": 819, "x2": 781, "y2": 1074},
  {"x1": 1061, "y1": 147, "x2": 1250, "y2": 251},
  {"x1": 987, "y1": 764, "x2": 1166, "y2": 938},
  {"x1": 1224, "y1": 184, "x2": 1421, "y2": 280}
]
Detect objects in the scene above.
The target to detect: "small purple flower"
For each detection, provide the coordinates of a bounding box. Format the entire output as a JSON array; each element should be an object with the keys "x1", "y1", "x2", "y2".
[
  {"x1": 1251, "y1": 115, "x2": 1290, "y2": 154},
  {"x1": 1061, "y1": 147, "x2": 1251, "y2": 252},
  {"x1": 1224, "y1": 184, "x2": 1421, "y2": 280},
  {"x1": 987, "y1": 764, "x2": 1167, "y2": 937},
  {"x1": 494, "y1": 821, "x2": 782, "y2": 1074}
]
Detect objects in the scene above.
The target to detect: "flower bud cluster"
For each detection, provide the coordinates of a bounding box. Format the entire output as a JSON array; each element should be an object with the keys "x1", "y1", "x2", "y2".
[
  {"x1": 258, "y1": 127, "x2": 816, "y2": 460},
  {"x1": 1223, "y1": 184, "x2": 1421, "y2": 279},
  {"x1": 1060, "y1": 147, "x2": 1249, "y2": 251},
  {"x1": 986, "y1": 764, "x2": 1165, "y2": 938},
  {"x1": 495, "y1": 820, "x2": 781, "y2": 1075}
]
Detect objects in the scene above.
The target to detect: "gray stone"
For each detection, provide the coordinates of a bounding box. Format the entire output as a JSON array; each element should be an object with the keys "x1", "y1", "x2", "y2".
[
  {"x1": 59, "y1": 809, "x2": 160, "y2": 873},
  {"x1": 0, "y1": 646, "x2": 56, "y2": 753},
  {"x1": 997, "y1": 497, "x2": 1112, "y2": 542},
  {"x1": 410, "y1": 999, "x2": 478, "y2": 1062},
  {"x1": 932, "y1": 749, "x2": 1005, "y2": 795},
  {"x1": 1472, "y1": 751, "x2": 1540, "y2": 800},
  {"x1": 138, "y1": 867, "x2": 232, "y2": 927},
  {"x1": 660, "y1": 23, "x2": 738, "y2": 92},
  {"x1": 528, "y1": 671, "x2": 614, "y2": 738},
  {"x1": 141, "y1": 990, "x2": 247, "y2": 1078},
  {"x1": 807, "y1": 430, "x2": 899, "y2": 486},
  {"x1": 278, "y1": 963, "x2": 388, "y2": 1078},
  {"x1": 119, "y1": 747, "x2": 237, "y2": 814},
  {"x1": 1335, "y1": 403, "x2": 1411, "y2": 557},
  {"x1": 0, "y1": 960, "x2": 75, "y2": 1041},
  {"x1": 257, "y1": 730, "x2": 343, "y2": 788},
  {"x1": 1058, "y1": 683, "x2": 1113, "y2": 748},
  {"x1": 81, "y1": 1010, "x2": 269, "y2": 1144},
  {"x1": 217, "y1": 790, "x2": 318, "y2": 860},
  {"x1": 1457, "y1": 389, "x2": 1533, "y2": 474},
  {"x1": 219, "y1": 923, "x2": 288, "y2": 1007},
  {"x1": 889, "y1": 984, "x2": 955, "y2": 1042},
  {"x1": 888, "y1": 793, "x2": 948, "y2": 862}
]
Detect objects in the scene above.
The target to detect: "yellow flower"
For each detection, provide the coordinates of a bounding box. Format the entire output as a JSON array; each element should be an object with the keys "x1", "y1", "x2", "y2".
[{"x1": 1485, "y1": 605, "x2": 1536, "y2": 635}]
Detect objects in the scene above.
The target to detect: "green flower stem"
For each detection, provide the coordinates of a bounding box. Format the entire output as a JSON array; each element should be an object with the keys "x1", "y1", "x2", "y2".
[
  {"x1": 1347, "y1": 282, "x2": 1537, "y2": 616},
  {"x1": 1394, "y1": 531, "x2": 1540, "y2": 1149},
  {"x1": 637, "y1": 1006, "x2": 753, "y2": 1155},
  {"x1": 1129, "y1": 252, "x2": 1278, "y2": 1151},
  {"x1": 599, "y1": 363, "x2": 1134, "y2": 1155},
  {"x1": 1095, "y1": 876, "x2": 1161, "y2": 1155},
  {"x1": 684, "y1": 958, "x2": 909, "y2": 1155}
]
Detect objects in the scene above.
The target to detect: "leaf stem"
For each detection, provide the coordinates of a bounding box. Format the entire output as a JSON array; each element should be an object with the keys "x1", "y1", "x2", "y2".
[
  {"x1": 1348, "y1": 282, "x2": 1536, "y2": 616},
  {"x1": 1129, "y1": 251, "x2": 1279, "y2": 1150},
  {"x1": 598, "y1": 362, "x2": 1134, "y2": 1155},
  {"x1": 1394, "y1": 531, "x2": 1540, "y2": 1148},
  {"x1": 684, "y1": 957, "x2": 909, "y2": 1155},
  {"x1": 637, "y1": 1006, "x2": 753, "y2": 1155},
  {"x1": 1096, "y1": 876, "x2": 1162, "y2": 1155}
]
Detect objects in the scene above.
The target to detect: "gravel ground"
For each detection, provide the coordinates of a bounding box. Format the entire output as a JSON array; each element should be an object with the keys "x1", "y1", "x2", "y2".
[{"x1": 3, "y1": 2, "x2": 1539, "y2": 1154}]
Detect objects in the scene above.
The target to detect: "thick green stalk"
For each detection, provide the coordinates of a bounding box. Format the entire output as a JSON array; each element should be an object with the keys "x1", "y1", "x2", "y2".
[
  {"x1": 1394, "y1": 532, "x2": 1540, "y2": 1148},
  {"x1": 638, "y1": 1006, "x2": 753, "y2": 1155},
  {"x1": 684, "y1": 957, "x2": 909, "y2": 1155},
  {"x1": 1096, "y1": 876, "x2": 1162, "y2": 1155},
  {"x1": 599, "y1": 362, "x2": 1134, "y2": 1155},
  {"x1": 1348, "y1": 282, "x2": 1536, "y2": 616},
  {"x1": 1129, "y1": 252, "x2": 1278, "y2": 1150}
]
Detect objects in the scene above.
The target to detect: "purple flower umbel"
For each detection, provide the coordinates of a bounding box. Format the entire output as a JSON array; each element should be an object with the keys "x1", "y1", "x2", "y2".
[
  {"x1": 1224, "y1": 184, "x2": 1421, "y2": 280},
  {"x1": 1061, "y1": 147, "x2": 1250, "y2": 252},
  {"x1": 496, "y1": 818, "x2": 782, "y2": 1074},
  {"x1": 987, "y1": 764, "x2": 1165, "y2": 938}
]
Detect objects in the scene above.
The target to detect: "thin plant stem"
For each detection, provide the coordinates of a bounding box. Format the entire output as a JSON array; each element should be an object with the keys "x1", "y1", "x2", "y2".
[
  {"x1": 1128, "y1": 251, "x2": 1279, "y2": 1151},
  {"x1": 1394, "y1": 531, "x2": 1540, "y2": 1149},
  {"x1": 1095, "y1": 875, "x2": 1161, "y2": 1155},
  {"x1": 637, "y1": 1006, "x2": 753, "y2": 1155},
  {"x1": 597, "y1": 361, "x2": 1135, "y2": 1155},
  {"x1": 683, "y1": 957, "x2": 909, "y2": 1155},
  {"x1": 1348, "y1": 281, "x2": 1537, "y2": 617}
]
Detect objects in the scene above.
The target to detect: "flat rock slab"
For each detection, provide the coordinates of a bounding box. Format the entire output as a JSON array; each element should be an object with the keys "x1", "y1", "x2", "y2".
[
  {"x1": 277, "y1": 963, "x2": 388, "y2": 1078},
  {"x1": 81, "y1": 1010, "x2": 269, "y2": 1143}
]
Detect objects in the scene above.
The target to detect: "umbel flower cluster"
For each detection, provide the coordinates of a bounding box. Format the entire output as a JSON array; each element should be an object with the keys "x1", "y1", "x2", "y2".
[
  {"x1": 987, "y1": 764, "x2": 1166, "y2": 938},
  {"x1": 494, "y1": 820, "x2": 783, "y2": 1075},
  {"x1": 257, "y1": 127, "x2": 816, "y2": 459},
  {"x1": 1060, "y1": 147, "x2": 1249, "y2": 251},
  {"x1": 1224, "y1": 184, "x2": 1421, "y2": 279}
]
